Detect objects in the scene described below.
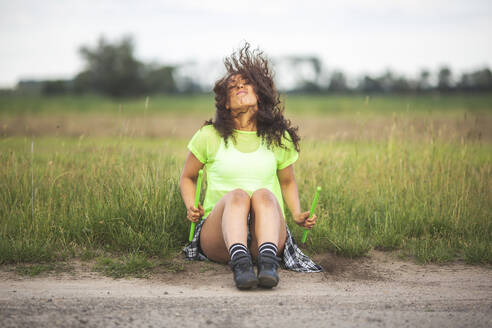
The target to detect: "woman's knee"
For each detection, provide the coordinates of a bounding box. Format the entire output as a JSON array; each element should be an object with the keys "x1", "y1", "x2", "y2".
[
  {"x1": 251, "y1": 188, "x2": 277, "y2": 208},
  {"x1": 226, "y1": 188, "x2": 251, "y2": 206}
]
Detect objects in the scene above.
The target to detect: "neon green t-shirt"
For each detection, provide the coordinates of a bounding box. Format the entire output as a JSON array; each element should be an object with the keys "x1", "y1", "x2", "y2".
[{"x1": 187, "y1": 125, "x2": 298, "y2": 218}]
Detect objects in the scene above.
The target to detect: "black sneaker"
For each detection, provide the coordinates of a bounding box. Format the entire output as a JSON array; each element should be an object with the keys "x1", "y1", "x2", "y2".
[
  {"x1": 229, "y1": 253, "x2": 258, "y2": 290},
  {"x1": 257, "y1": 252, "x2": 280, "y2": 288}
]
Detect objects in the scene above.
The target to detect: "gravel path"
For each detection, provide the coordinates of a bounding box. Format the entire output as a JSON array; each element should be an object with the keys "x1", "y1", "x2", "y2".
[{"x1": 1, "y1": 251, "x2": 491, "y2": 328}]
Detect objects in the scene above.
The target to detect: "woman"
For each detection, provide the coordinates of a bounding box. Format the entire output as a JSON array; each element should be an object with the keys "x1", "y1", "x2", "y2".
[{"x1": 181, "y1": 44, "x2": 322, "y2": 290}]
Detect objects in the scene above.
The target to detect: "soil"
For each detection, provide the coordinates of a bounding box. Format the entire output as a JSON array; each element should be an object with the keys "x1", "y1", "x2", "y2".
[{"x1": 1, "y1": 250, "x2": 491, "y2": 328}]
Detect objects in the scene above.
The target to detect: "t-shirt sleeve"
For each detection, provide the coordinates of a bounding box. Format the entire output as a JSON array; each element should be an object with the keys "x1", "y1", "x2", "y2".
[
  {"x1": 187, "y1": 125, "x2": 220, "y2": 164},
  {"x1": 276, "y1": 132, "x2": 299, "y2": 170},
  {"x1": 187, "y1": 127, "x2": 208, "y2": 164}
]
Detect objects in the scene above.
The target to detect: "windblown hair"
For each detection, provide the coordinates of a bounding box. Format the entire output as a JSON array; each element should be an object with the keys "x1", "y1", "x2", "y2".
[{"x1": 205, "y1": 43, "x2": 300, "y2": 152}]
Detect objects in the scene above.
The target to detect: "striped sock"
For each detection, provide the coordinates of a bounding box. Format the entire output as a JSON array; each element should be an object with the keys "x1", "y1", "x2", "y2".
[
  {"x1": 228, "y1": 243, "x2": 248, "y2": 261},
  {"x1": 259, "y1": 242, "x2": 278, "y2": 256}
]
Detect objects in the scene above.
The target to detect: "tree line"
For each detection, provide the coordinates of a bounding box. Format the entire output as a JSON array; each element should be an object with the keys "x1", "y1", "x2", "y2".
[
  {"x1": 15, "y1": 36, "x2": 492, "y2": 97},
  {"x1": 297, "y1": 66, "x2": 492, "y2": 94}
]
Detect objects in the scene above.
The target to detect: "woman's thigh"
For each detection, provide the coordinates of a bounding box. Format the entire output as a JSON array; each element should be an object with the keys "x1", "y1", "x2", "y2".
[
  {"x1": 249, "y1": 189, "x2": 287, "y2": 260},
  {"x1": 200, "y1": 189, "x2": 250, "y2": 263}
]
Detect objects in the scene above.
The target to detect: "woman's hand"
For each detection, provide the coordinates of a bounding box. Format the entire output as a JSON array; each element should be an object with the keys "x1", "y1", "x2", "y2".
[
  {"x1": 293, "y1": 211, "x2": 317, "y2": 229},
  {"x1": 187, "y1": 203, "x2": 204, "y2": 223}
]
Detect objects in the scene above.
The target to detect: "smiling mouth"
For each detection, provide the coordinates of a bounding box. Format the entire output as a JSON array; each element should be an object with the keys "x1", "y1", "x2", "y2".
[{"x1": 236, "y1": 91, "x2": 247, "y2": 95}]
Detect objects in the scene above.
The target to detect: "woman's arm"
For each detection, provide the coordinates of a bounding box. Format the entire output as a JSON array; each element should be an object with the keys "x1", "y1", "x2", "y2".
[
  {"x1": 277, "y1": 165, "x2": 317, "y2": 229},
  {"x1": 179, "y1": 152, "x2": 205, "y2": 222}
]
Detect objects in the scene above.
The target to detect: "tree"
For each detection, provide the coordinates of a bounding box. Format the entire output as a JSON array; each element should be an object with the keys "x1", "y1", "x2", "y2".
[
  {"x1": 328, "y1": 71, "x2": 348, "y2": 92},
  {"x1": 284, "y1": 55, "x2": 323, "y2": 92},
  {"x1": 76, "y1": 36, "x2": 146, "y2": 97},
  {"x1": 144, "y1": 64, "x2": 178, "y2": 94},
  {"x1": 437, "y1": 66, "x2": 453, "y2": 92},
  {"x1": 458, "y1": 68, "x2": 492, "y2": 92},
  {"x1": 378, "y1": 70, "x2": 395, "y2": 93},
  {"x1": 358, "y1": 75, "x2": 383, "y2": 93},
  {"x1": 392, "y1": 77, "x2": 412, "y2": 93},
  {"x1": 73, "y1": 71, "x2": 92, "y2": 94},
  {"x1": 418, "y1": 69, "x2": 431, "y2": 92},
  {"x1": 470, "y1": 68, "x2": 492, "y2": 91},
  {"x1": 41, "y1": 80, "x2": 71, "y2": 95}
]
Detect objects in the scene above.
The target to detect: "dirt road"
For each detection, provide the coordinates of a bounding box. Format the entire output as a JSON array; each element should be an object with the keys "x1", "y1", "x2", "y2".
[{"x1": 1, "y1": 252, "x2": 491, "y2": 328}]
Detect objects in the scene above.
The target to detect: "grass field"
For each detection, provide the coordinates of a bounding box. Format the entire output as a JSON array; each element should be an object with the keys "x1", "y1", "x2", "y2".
[
  {"x1": 1, "y1": 93, "x2": 492, "y2": 116},
  {"x1": 0, "y1": 94, "x2": 491, "y2": 274}
]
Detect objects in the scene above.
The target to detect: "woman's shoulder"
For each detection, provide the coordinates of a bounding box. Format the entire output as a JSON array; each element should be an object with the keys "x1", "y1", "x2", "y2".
[
  {"x1": 188, "y1": 124, "x2": 222, "y2": 163},
  {"x1": 270, "y1": 131, "x2": 298, "y2": 169},
  {"x1": 196, "y1": 124, "x2": 221, "y2": 140},
  {"x1": 190, "y1": 124, "x2": 222, "y2": 151},
  {"x1": 276, "y1": 130, "x2": 296, "y2": 150}
]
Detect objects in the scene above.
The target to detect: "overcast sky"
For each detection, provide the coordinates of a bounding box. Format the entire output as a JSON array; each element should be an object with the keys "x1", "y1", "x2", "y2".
[{"x1": 0, "y1": 0, "x2": 491, "y2": 88}]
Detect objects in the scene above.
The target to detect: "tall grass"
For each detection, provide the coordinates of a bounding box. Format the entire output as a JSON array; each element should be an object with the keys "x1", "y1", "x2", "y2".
[
  {"x1": 296, "y1": 137, "x2": 491, "y2": 263},
  {"x1": 0, "y1": 137, "x2": 187, "y2": 263},
  {"x1": 1, "y1": 132, "x2": 490, "y2": 265}
]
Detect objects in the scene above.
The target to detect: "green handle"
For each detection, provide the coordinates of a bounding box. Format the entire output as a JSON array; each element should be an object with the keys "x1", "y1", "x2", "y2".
[
  {"x1": 188, "y1": 169, "x2": 204, "y2": 242},
  {"x1": 301, "y1": 186, "x2": 321, "y2": 243}
]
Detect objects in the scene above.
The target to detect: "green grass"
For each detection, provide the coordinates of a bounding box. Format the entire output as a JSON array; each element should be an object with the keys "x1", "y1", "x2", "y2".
[
  {"x1": 284, "y1": 93, "x2": 492, "y2": 116},
  {"x1": 0, "y1": 94, "x2": 215, "y2": 116},
  {"x1": 1, "y1": 133, "x2": 490, "y2": 267},
  {"x1": 1, "y1": 137, "x2": 188, "y2": 265},
  {"x1": 296, "y1": 139, "x2": 492, "y2": 263},
  {"x1": 1, "y1": 93, "x2": 491, "y2": 117},
  {"x1": 94, "y1": 253, "x2": 154, "y2": 278},
  {"x1": 15, "y1": 262, "x2": 73, "y2": 277}
]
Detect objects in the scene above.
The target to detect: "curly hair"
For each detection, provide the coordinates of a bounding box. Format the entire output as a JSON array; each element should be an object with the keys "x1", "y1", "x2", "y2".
[{"x1": 205, "y1": 43, "x2": 300, "y2": 152}]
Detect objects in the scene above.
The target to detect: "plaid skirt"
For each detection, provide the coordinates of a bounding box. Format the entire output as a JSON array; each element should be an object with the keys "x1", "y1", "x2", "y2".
[{"x1": 183, "y1": 217, "x2": 322, "y2": 272}]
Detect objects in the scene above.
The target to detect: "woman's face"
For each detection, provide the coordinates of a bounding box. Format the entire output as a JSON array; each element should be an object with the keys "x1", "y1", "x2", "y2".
[{"x1": 225, "y1": 74, "x2": 258, "y2": 111}]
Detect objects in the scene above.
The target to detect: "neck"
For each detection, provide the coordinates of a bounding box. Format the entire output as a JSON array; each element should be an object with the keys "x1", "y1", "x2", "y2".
[{"x1": 231, "y1": 105, "x2": 257, "y2": 131}]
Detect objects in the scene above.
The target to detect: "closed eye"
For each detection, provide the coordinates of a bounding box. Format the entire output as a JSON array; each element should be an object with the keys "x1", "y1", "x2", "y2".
[{"x1": 227, "y1": 78, "x2": 252, "y2": 91}]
